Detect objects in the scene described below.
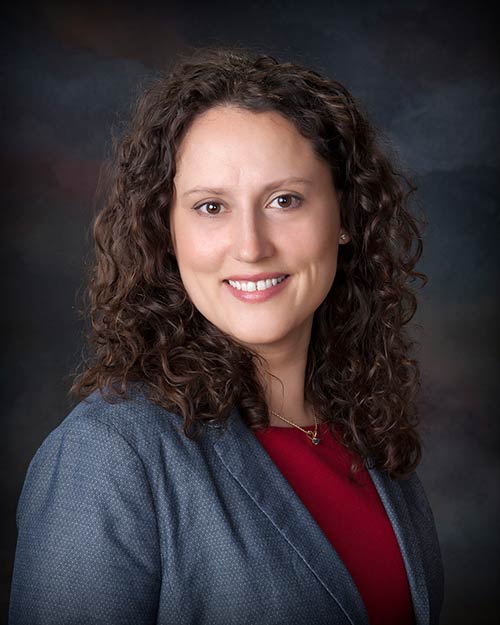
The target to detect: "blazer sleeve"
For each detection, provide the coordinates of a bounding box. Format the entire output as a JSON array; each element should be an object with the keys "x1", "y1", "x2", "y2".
[
  {"x1": 401, "y1": 470, "x2": 445, "y2": 624},
  {"x1": 9, "y1": 415, "x2": 162, "y2": 625}
]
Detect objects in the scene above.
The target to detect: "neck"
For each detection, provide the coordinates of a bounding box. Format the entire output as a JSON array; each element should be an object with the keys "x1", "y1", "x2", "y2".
[{"x1": 254, "y1": 320, "x2": 314, "y2": 428}]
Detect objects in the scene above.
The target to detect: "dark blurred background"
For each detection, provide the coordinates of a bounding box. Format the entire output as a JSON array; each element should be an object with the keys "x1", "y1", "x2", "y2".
[{"x1": 2, "y1": 1, "x2": 499, "y2": 623}]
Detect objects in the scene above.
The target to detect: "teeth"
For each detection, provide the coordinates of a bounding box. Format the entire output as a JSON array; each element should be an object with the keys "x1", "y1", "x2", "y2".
[{"x1": 227, "y1": 275, "x2": 287, "y2": 291}]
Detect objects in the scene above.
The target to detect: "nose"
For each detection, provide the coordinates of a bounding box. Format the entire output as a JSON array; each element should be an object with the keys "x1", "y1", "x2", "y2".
[{"x1": 231, "y1": 206, "x2": 275, "y2": 263}]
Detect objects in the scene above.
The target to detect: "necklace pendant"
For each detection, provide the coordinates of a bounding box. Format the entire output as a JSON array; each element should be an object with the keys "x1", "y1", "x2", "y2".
[{"x1": 307, "y1": 431, "x2": 320, "y2": 445}]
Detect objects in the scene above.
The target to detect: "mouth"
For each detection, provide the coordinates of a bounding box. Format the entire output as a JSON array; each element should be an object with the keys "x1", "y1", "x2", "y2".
[
  {"x1": 223, "y1": 274, "x2": 290, "y2": 292},
  {"x1": 222, "y1": 274, "x2": 291, "y2": 303}
]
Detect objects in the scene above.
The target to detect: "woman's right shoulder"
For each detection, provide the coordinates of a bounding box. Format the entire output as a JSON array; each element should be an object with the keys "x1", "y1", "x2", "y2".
[
  {"x1": 11, "y1": 386, "x2": 165, "y2": 622},
  {"x1": 56, "y1": 383, "x2": 185, "y2": 448},
  {"x1": 16, "y1": 384, "x2": 186, "y2": 523},
  {"x1": 24, "y1": 384, "x2": 187, "y2": 488}
]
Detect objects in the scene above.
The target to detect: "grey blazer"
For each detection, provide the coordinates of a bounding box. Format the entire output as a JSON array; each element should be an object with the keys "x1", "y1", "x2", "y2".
[{"x1": 9, "y1": 386, "x2": 444, "y2": 625}]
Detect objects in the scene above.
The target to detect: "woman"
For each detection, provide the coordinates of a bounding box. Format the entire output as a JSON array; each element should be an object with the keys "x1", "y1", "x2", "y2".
[{"x1": 9, "y1": 46, "x2": 444, "y2": 625}]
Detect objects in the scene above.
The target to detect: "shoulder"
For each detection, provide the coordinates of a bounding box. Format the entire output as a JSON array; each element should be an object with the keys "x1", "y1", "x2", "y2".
[
  {"x1": 46, "y1": 383, "x2": 188, "y2": 460},
  {"x1": 15, "y1": 384, "x2": 202, "y2": 545},
  {"x1": 20, "y1": 383, "x2": 221, "y2": 505},
  {"x1": 65, "y1": 383, "x2": 182, "y2": 433},
  {"x1": 11, "y1": 387, "x2": 164, "y2": 624},
  {"x1": 17, "y1": 385, "x2": 190, "y2": 518}
]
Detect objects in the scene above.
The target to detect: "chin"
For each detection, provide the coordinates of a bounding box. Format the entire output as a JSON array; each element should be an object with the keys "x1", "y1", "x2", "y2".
[{"x1": 225, "y1": 326, "x2": 289, "y2": 349}]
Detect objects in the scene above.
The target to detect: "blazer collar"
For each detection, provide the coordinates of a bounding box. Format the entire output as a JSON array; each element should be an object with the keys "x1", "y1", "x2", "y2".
[{"x1": 212, "y1": 406, "x2": 430, "y2": 625}]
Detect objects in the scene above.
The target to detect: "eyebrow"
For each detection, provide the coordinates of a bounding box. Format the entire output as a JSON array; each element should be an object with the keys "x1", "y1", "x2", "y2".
[{"x1": 182, "y1": 177, "x2": 313, "y2": 198}]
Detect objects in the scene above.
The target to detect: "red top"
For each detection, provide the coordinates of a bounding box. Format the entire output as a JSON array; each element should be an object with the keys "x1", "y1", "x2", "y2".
[{"x1": 253, "y1": 422, "x2": 415, "y2": 625}]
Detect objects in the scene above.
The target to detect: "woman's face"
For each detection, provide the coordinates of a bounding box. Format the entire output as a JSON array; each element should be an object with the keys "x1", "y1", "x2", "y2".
[{"x1": 169, "y1": 105, "x2": 348, "y2": 351}]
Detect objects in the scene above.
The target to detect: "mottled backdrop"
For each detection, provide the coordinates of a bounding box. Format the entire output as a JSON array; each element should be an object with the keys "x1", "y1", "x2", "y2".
[{"x1": 2, "y1": 1, "x2": 499, "y2": 623}]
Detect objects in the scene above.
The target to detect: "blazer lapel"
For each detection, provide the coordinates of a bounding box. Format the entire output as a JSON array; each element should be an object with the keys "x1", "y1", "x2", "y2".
[
  {"x1": 212, "y1": 406, "x2": 369, "y2": 625},
  {"x1": 367, "y1": 466, "x2": 430, "y2": 625}
]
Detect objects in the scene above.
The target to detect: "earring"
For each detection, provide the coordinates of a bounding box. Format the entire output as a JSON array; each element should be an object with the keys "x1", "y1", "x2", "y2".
[{"x1": 340, "y1": 233, "x2": 348, "y2": 241}]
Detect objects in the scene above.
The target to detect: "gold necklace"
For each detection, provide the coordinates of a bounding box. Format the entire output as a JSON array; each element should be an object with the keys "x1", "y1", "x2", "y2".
[{"x1": 269, "y1": 409, "x2": 321, "y2": 445}]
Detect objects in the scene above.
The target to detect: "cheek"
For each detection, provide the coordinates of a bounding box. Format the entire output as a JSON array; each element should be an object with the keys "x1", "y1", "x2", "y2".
[
  {"x1": 291, "y1": 223, "x2": 337, "y2": 266},
  {"x1": 174, "y1": 222, "x2": 224, "y2": 273},
  {"x1": 289, "y1": 223, "x2": 339, "y2": 297}
]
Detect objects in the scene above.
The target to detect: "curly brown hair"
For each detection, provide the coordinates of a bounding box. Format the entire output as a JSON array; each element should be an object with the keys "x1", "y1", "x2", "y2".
[{"x1": 71, "y1": 44, "x2": 428, "y2": 479}]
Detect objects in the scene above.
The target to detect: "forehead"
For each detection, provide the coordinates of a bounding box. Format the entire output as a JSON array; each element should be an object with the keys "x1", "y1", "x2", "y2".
[
  {"x1": 180, "y1": 105, "x2": 303, "y2": 143},
  {"x1": 173, "y1": 105, "x2": 324, "y2": 185}
]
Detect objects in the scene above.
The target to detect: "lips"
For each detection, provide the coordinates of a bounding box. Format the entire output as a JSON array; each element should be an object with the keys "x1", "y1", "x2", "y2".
[
  {"x1": 228, "y1": 274, "x2": 287, "y2": 290},
  {"x1": 223, "y1": 273, "x2": 290, "y2": 302},
  {"x1": 223, "y1": 272, "x2": 289, "y2": 282}
]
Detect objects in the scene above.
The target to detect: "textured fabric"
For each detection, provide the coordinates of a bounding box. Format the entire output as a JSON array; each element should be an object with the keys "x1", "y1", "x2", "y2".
[
  {"x1": 253, "y1": 423, "x2": 415, "y2": 625},
  {"x1": 9, "y1": 386, "x2": 444, "y2": 625}
]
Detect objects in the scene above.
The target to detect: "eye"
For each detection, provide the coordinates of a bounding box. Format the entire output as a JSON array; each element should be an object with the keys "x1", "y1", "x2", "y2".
[
  {"x1": 192, "y1": 194, "x2": 303, "y2": 217},
  {"x1": 269, "y1": 194, "x2": 303, "y2": 210},
  {"x1": 193, "y1": 201, "x2": 224, "y2": 216}
]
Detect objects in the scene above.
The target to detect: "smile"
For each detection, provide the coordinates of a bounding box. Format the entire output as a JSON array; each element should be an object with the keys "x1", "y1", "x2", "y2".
[
  {"x1": 223, "y1": 274, "x2": 290, "y2": 303},
  {"x1": 226, "y1": 275, "x2": 288, "y2": 292}
]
